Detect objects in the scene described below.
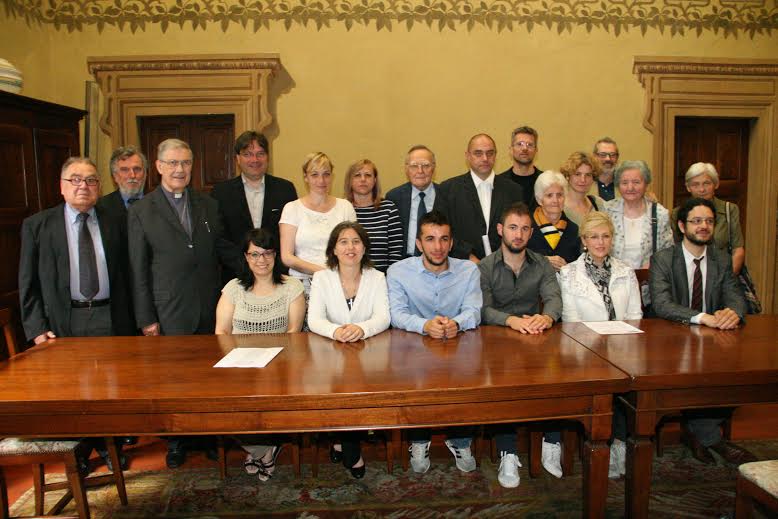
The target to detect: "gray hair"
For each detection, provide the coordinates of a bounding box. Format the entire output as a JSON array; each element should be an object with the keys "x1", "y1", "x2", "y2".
[
  {"x1": 593, "y1": 136, "x2": 619, "y2": 154},
  {"x1": 534, "y1": 170, "x2": 568, "y2": 203},
  {"x1": 109, "y1": 145, "x2": 148, "y2": 175},
  {"x1": 157, "y1": 138, "x2": 191, "y2": 160},
  {"x1": 61, "y1": 156, "x2": 97, "y2": 176},
  {"x1": 511, "y1": 126, "x2": 538, "y2": 144},
  {"x1": 405, "y1": 144, "x2": 436, "y2": 165},
  {"x1": 685, "y1": 162, "x2": 720, "y2": 186},
  {"x1": 614, "y1": 160, "x2": 652, "y2": 186}
]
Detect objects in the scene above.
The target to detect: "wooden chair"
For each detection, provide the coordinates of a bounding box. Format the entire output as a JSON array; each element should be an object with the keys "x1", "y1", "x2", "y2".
[
  {"x1": 735, "y1": 460, "x2": 778, "y2": 519},
  {"x1": 0, "y1": 307, "x2": 127, "y2": 519}
]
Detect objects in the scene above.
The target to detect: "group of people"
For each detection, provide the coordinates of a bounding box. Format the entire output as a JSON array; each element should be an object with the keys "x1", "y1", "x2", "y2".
[{"x1": 19, "y1": 125, "x2": 755, "y2": 489}]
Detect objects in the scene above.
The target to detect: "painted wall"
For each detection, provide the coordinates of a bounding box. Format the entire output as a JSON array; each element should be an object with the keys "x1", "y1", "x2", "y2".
[{"x1": 2, "y1": 11, "x2": 776, "y2": 196}]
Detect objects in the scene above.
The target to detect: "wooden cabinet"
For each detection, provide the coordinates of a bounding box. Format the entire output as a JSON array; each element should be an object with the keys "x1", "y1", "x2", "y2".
[{"x1": 0, "y1": 91, "x2": 85, "y2": 350}]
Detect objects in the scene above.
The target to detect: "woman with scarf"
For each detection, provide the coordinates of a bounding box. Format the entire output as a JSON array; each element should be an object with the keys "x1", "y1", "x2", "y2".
[
  {"x1": 558, "y1": 210, "x2": 642, "y2": 479},
  {"x1": 527, "y1": 170, "x2": 581, "y2": 271}
]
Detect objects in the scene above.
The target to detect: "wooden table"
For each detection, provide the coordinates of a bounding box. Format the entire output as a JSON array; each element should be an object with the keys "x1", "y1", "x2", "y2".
[
  {"x1": 562, "y1": 316, "x2": 778, "y2": 519},
  {"x1": 0, "y1": 326, "x2": 627, "y2": 517}
]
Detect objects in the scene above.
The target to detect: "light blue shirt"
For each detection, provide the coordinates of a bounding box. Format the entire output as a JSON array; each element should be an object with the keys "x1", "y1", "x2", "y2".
[
  {"x1": 63, "y1": 204, "x2": 111, "y2": 301},
  {"x1": 387, "y1": 256, "x2": 482, "y2": 334},
  {"x1": 120, "y1": 191, "x2": 143, "y2": 208},
  {"x1": 407, "y1": 184, "x2": 436, "y2": 255}
]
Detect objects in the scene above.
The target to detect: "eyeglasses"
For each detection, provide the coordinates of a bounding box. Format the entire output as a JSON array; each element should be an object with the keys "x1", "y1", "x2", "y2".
[
  {"x1": 117, "y1": 166, "x2": 145, "y2": 175},
  {"x1": 407, "y1": 162, "x2": 434, "y2": 171},
  {"x1": 595, "y1": 152, "x2": 619, "y2": 159},
  {"x1": 246, "y1": 250, "x2": 276, "y2": 261},
  {"x1": 240, "y1": 151, "x2": 267, "y2": 159},
  {"x1": 512, "y1": 141, "x2": 536, "y2": 150},
  {"x1": 62, "y1": 176, "x2": 100, "y2": 187},
  {"x1": 686, "y1": 217, "x2": 714, "y2": 226},
  {"x1": 158, "y1": 159, "x2": 193, "y2": 168},
  {"x1": 470, "y1": 150, "x2": 496, "y2": 158}
]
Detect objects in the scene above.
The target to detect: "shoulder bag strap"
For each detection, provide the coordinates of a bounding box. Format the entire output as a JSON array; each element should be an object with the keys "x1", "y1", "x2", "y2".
[
  {"x1": 725, "y1": 201, "x2": 733, "y2": 255},
  {"x1": 651, "y1": 202, "x2": 658, "y2": 254}
]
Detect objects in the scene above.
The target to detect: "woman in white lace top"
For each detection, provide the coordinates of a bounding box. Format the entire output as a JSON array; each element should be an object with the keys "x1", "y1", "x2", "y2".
[{"x1": 214, "y1": 228, "x2": 305, "y2": 480}]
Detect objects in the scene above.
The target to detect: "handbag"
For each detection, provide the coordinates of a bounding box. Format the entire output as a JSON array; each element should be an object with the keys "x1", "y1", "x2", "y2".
[{"x1": 726, "y1": 202, "x2": 762, "y2": 314}]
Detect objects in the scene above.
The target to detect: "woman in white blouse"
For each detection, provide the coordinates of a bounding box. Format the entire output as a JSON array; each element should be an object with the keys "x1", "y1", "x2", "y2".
[
  {"x1": 604, "y1": 160, "x2": 673, "y2": 268},
  {"x1": 558, "y1": 211, "x2": 641, "y2": 479},
  {"x1": 280, "y1": 152, "x2": 357, "y2": 294},
  {"x1": 308, "y1": 221, "x2": 391, "y2": 478}
]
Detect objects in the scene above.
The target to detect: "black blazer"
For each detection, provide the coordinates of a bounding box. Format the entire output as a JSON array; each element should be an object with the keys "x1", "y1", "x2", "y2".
[
  {"x1": 19, "y1": 203, "x2": 135, "y2": 341},
  {"x1": 527, "y1": 211, "x2": 581, "y2": 264},
  {"x1": 128, "y1": 187, "x2": 241, "y2": 335},
  {"x1": 434, "y1": 173, "x2": 524, "y2": 260},
  {"x1": 385, "y1": 181, "x2": 440, "y2": 257}
]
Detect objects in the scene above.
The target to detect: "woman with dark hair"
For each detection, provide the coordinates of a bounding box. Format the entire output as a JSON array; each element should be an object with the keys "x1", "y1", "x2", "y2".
[
  {"x1": 343, "y1": 159, "x2": 403, "y2": 271},
  {"x1": 214, "y1": 228, "x2": 305, "y2": 480},
  {"x1": 307, "y1": 221, "x2": 391, "y2": 478}
]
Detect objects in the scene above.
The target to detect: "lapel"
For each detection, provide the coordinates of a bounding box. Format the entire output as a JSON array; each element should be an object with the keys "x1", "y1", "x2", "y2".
[
  {"x1": 488, "y1": 177, "x2": 504, "y2": 231},
  {"x1": 704, "y1": 246, "x2": 718, "y2": 311},
  {"x1": 234, "y1": 175, "x2": 254, "y2": 228},
  {"x1": 50, "y1": 204, "x2": 71, "y2": 292},
  {"x1": 151, "y1": 187, "x2": 191, "y2": 242},
  {"x1": 672, "y1": 245, "x2": 691, "y2": 307},
  {"x1": 95, "y1": 204, "x2": 115, "y2": 276},
  {"x1": 189, "y1": 188, "x2": 204, "y2": 244},
  {"x1": 463, "y1": 174, "x2": 486, "y2": 231}
]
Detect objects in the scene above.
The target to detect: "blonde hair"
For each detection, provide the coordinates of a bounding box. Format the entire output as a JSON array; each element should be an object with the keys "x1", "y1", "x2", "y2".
[
  {"x1": 302, "y1": 152, "x2": 333, "y2": 176},
  {"x1": 343, "y1": 159, "x2": 381, "y2": 209},
  {"x1": 560, "y1": 151, "x2": 602, "y2": 180},
  {"x1": 579, "y1": 211, "x2": 614, "y2": 238}
]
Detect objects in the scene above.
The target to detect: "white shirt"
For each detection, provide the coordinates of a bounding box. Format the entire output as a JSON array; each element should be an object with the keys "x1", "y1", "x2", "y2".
[
  {"x1": 64, "y1": 204, "x2": 110, "y2": 301},
  {"x1": 682, "y1": 242, "x2": 708, "y2": 322},
  {"x1": 622, "y1": 215, "x2": 644, "y2": 268},
  {"x1": 470, "y1": 170, "x2": 495, "y2": 228},
  {"x1": 408, "y1": 184, "x2": 436, "y2": 255},
  {"x1": 242, "y1": 175, "x2": 265, "y2": 229}
]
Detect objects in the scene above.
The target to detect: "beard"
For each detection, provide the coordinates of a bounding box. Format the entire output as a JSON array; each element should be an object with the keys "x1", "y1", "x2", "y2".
[
  {"x1": 423, "y1": 252, "x2": 447, "y2": 267},
  {"x1": 685, "y1": 230, "x2": 712, "y2": 247},
  {"x1": 503, "y1": 238, "x2": 527, "y2": 254},
  {"x1": 119, "y1": 184, "x2": 144, "y2": 198}
]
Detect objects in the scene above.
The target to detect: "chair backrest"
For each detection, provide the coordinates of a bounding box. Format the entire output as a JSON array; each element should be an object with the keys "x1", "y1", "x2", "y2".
[
  {"x1": 634, "y1": 269, "x2": 650, "y2": 311},
  {"x1": 0, "y1": 308, "x2": 19, "y2": 358}
]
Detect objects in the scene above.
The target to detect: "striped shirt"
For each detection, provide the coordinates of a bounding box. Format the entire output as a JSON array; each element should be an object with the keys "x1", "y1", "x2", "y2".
[{"x1": 354, "y1": 199, "x2": 404, "y2": 272}]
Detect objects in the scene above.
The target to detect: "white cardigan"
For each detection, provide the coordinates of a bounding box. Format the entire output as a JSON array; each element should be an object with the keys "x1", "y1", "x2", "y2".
[
  {"x1": 558, "y1": 253, "x2": 643, "y2": 322},
  {"x1": 307, "y1": 267, "x2": 391, "y2": 339}
]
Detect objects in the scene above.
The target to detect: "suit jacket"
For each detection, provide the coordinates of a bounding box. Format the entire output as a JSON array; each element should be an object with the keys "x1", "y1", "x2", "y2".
[
  {"x1": 128, "y1": 186, "x2": 241, "y2": 335},
  {"x1": 649, "y1": 243, "x2": 746, "y2": 325},
  {"x1": 434, "y1": 173, "x2": 524, "y2": 260},
  {"x1": 385, "y1": 181, "x2": 440, "y2": 258},
  {"x1": 19, "y1": 203, "x2": 135, "y2": 341},
  {"x1": 526, "y1": 211, "x2": 581, "y2": 263}
]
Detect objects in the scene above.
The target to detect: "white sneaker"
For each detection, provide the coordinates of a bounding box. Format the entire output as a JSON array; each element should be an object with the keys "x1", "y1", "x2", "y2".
[
  {"x1": 497, "y1": 452, "x2": 522, "y2": 488},
  {"x1": 541, "y1": 440, "x2": 563, "y2": 478},
  {"x1": 445, "y1": 440, "x2": 476, "y2": 472},
  {"x1": 409, "y1": 441, "x2": 431, "y2": 474},
  {"x1": 610, "y1": 439, "x2": 626, "y2": 477}
]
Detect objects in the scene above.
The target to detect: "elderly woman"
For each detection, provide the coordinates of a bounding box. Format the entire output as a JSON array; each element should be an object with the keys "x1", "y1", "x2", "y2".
[
  {"x1": 215, "y1": 228, "x2": 305, "y2": 481},
  {"x1": 308, "y1": 221, "x2": 391, "y2": 478},
  {"x1": 344, "y1": 159, "x2": 403, "y2": 272},
  {"x1": 561, "y1": 151, "x2": 606, "y2": 227},
  {"x1": 558, "y1": 213, "x2": 642, "y2": 479},
  {"x1": 280, "y1": 152, "x2": 357, "y2": 294},
  {"x1": 604, "y1": 160, "x2": 673, "y2": 269},
  {"x1": 527, "y1": 170, "x2": 581, "y2": 271},
  {"x1": 670, "y1": 162, "x2": 745, "y2": 275}
]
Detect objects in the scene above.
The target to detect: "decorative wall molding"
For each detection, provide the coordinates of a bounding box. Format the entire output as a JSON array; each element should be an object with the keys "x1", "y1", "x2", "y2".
[
  {"x1": 3, "y1": 0, "x2": 777, "y2": 37},
  {"x1": 634, "y1": 56, "x2": 778, "y2": 311}
]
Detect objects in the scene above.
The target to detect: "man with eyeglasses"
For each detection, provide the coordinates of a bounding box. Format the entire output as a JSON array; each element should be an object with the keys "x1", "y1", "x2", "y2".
[
  {"x1": 386, "y1": 144, "x2": 441, "y2": 258},
  {"x1": 19, "y1": 156, "x2": 136, "y2": 473},
  {"x1": 128, "y1": 138, "x2": 241, "y2": 468},
  {"x1": 649, "y1": 197, "x2": 756, "y2": 466},
  {"x1": 593, "y1": 137, "x2": 620, "y2": 201},
  {"x1": 211, "y1": 131, "x2": 297, "y2": 282},
  {"x1": 498, "y1": 126, "x2": 542, "y2": 207},
  {"x1": 435, "y1": 133, "x2": 524, "y2": 261}
]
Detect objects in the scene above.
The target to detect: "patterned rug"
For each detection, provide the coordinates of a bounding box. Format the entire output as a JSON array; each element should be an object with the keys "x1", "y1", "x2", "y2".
[{"x1": 11, "y1": 440, "x2": 778, "y2": 518}]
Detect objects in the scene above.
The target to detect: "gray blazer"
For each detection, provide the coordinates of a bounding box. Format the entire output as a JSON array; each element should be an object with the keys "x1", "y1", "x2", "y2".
[{"x1": 649, "y1": 243, "x2": 745, "y2": 325}]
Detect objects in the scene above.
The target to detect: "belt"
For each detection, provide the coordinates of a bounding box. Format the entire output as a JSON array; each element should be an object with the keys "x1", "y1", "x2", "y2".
[{"x1": 71, "y1": 299, "x2": 110, "y2": 308}]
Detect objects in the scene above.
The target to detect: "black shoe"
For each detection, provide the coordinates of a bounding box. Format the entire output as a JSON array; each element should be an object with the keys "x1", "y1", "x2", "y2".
[
  {"x1": 350, "y1": 463, "x2": 366, "y2": 479},
  {"x1": 122, "y1": 436, "x2": 138, "y2": 446},
  {"x1": 330, "y1": 444, "x2": 343, "y2": 464},
  {"x1": 98, "y1": 449, "x2": 129, "y2": 471},
  {"x1": 166, "y1": 448, "x2": 186, "y2": 469}
]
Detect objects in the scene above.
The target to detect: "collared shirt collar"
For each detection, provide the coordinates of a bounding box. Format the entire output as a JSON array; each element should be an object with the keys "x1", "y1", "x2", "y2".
[
  {"x1": 681, "y1": 241, "x2": 707, "y2": 262},
  {"x1": 120, "y1": 191, "x2": 143, "y2": 206},
  {"x1": 411, "y1": 183, "x2": 435, "y2": 198},
  {"x1": 411, "y1": 254, "x2": 451, "y2": 276},
  {"x1": 470, "y1": 170, "x2": 495, "y2": 188},
  {"x1": 241, "y1": 174, "x2": 265, "y2": 192},
  {"x1": 65, "y1": 203, "x2": 96, "y2": 223}
]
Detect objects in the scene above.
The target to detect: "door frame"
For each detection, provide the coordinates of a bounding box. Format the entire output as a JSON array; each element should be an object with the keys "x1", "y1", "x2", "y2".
[{"x1": 634, "y1": 57, "x2": 778, "y2": 312}]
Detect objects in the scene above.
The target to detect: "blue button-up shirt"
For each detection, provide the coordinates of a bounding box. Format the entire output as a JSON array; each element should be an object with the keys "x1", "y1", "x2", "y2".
[{"x1": 387, "y1": 256, "x2": 482, "y2": 334}]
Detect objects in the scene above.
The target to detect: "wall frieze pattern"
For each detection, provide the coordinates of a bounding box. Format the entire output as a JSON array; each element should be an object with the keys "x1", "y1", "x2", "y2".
[{"x1": 3, "y1": 0, "x2": 777, "y2": 37}]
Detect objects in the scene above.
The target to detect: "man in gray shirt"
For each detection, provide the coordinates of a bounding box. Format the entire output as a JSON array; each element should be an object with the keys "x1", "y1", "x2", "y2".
[{"x1": 478, "y1": 201, "x2": 562, "y2": 488}]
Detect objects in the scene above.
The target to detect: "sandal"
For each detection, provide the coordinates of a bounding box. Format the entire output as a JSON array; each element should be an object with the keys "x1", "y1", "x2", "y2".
[
  {"x1": 256, "y1": 445, "x2": 282, "y2": 482},
  {"x1": 243, "y1": 454, "x2": 262, "y2": 475}
]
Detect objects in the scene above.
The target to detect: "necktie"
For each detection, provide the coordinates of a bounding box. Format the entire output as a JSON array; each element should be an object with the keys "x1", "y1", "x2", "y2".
[
  {"x1": 126, "y1": 197, "x2": 139, "y2": 205},
  {"x1": 77, "y1": 212, "x2": 99, "y2": 300},
  {"x1": 691, "y1": 257, "x2": 703, "y2": 312},
  {"x1": 414, "y1": 192, "x2": 426, "y2": 256}
]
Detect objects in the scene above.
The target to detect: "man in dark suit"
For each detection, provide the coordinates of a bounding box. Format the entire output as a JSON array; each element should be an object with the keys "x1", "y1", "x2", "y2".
[
  {"x1": 386, "y1": 145, "x2": 440, "y2": 258},
  {"x1": 497, "y1": 126, "x2": 542, "y2": 207},
  {"x1": 19, "y1": 156, "x2": 135, "y2": 471},
  {"x1": 128, "y1": 138, "x2": 240, "y2": 468},
  {"x1": 650, "y1": 197, "x2": 756, "y2": 466},
  {"x1": 210, "y1": 131, "x2": 297, "y2": 281},
  {"x1": 435, "y1": 134, "x2": 524, "y2": 261},
  {"x1": 97, "y1": 145, "x2": 147, "y2": 217}
]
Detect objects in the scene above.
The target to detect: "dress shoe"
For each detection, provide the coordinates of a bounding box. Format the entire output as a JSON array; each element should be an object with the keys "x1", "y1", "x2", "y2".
[
  {"x1": 329, "y1": 444, "x2": 343, "y2": 464},
  {"x1": 166, "y1": 448, "x2": 187, "y2": 469},
  {"x1": 349, "y1": 464, "x2": 366, "y2": 479},
  {"x1": 681, "y1": 427, "x2": 715, "y2": 465},
  {"x1": 709, "y1": 441, "x2": 758, "y2": 465},
  {"x1": 98, "y1": 449, "x2": 129, "y2": 472},
  {"x1": 122, "y1": 436, "x2": 138, "y2": 446}
]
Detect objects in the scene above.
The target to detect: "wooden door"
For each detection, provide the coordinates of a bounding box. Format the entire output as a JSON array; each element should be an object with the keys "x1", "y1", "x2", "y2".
[
  {"x1": 138, "y1": 114, "x2": 234, "y2": 193},
  {"x1": 673, "y1": 117, "x2": 750, "y2": 234}
]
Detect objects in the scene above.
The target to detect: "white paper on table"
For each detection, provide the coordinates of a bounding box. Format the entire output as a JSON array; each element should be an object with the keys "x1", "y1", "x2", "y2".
[
  {"x1": 581, "y1": 321, "x2": 644, "y2": 335},
  {"x1": 213, "y1": 347, "x2": 283, "y2": 368}
]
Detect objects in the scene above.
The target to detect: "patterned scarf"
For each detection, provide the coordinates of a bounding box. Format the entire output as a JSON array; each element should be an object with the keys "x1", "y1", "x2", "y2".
[
  {"x1": 584, "y1": 253, "x2": 616, "y2": 320},
  {"x1": 534, "y1": 206, "x2": 567, "y2": 250}
]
